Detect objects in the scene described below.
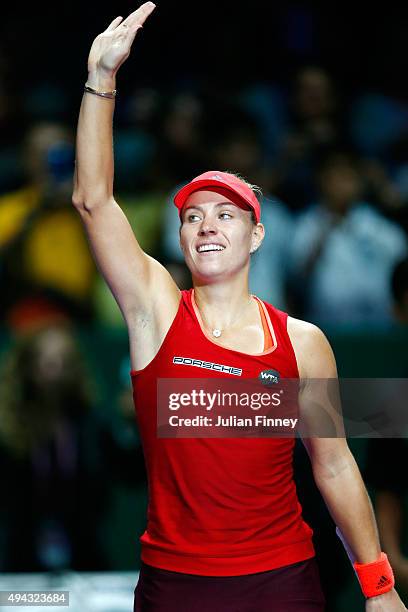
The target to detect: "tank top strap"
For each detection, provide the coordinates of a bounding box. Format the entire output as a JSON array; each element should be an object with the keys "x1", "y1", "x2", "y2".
[{"x1": 255, "y1": 297, "x2": 273, "y2": 352}]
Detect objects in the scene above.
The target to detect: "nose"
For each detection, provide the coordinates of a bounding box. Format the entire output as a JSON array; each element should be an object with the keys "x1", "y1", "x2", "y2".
[{"x1": 198, "y1": 218, "x2": 218, "y2": 236}]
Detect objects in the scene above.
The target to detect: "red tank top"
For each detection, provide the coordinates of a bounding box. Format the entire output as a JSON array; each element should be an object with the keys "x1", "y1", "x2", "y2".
[{"x1": 131, "y1": 289, "x2": 314, "y2": 576}]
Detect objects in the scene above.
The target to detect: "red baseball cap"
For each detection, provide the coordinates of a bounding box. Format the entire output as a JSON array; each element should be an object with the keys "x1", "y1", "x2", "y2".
[{"x1": 173, "y1": 171, "x2": 261, "y2": 222}]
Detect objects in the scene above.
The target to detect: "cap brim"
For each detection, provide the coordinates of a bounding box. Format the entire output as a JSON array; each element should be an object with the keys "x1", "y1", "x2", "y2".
[{"x1": 174, "y1": 179, "x2": 253, "y2": 216}]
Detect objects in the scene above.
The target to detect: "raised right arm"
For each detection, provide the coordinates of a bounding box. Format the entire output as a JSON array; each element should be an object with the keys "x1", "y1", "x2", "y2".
[{"x1": 72, "y1": 4, "x2": 180, "y2": 367}]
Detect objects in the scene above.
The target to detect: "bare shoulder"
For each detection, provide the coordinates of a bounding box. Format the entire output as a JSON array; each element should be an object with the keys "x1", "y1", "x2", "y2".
[
  {"x1": 287, "y1": 315, "x2": 330, "y2": 357},
  {"x1": 287, "y1": 316, "x2": 338, "y2": 379}
]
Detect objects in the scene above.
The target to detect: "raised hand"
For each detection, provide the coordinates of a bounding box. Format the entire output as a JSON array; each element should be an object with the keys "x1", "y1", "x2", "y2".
[{"x1": 87, "y1": 2, "x2": 156, "y2": 78}]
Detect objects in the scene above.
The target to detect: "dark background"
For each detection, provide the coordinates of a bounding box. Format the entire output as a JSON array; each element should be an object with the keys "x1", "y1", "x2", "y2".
[{"x1": 2, "y1": 3, "x2": 408, "y2": 115}]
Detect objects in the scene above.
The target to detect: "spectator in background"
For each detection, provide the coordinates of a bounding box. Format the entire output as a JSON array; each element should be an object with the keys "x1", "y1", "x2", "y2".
[
  {"x1": 359, "y1": 155, "x2": 405, "y2": 223},
  {"x1": 348, "y1": 92, "x2": 408, "y2": 165},
  {"x1": 272, "y1": 65, "x2": 349, "y2": 210},
  {"x1": 379, "y1": 135, "x2": 408, "y2": 233},
  {"x1": 153, "y1": 90, "x2": 206, "y2": 191},
  {"x1": 347, "y1": 93, "x2": 408, "y2": 230},
  {"x1": 0, "y1": 314, "x2": 145, "y2": 573},
  {"x1": 114, "y1": 85, "x2": 160, "y2": 194},
  {"x1": 289, "y1": 150, "x2": 407, "y2": 326},
  {"x1": 162, "y1": 102, "x2": 294, "y2": 309},
  {"x1": 239, "y1": 82, "x2": 289, "y2": 169},
  {"x1": 0, "y1": 121, "x2": 96, "y2": 325},
  {"x1": 391, "y1": 257, "x2": 408, "y2": 323},
  {"x1": 0, "y1": 318, "x2": 110, "y2": 572}
]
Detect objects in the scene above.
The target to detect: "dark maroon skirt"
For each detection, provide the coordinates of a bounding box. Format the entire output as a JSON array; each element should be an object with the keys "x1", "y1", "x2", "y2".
[{"x1": 134, "y1": 557, "x2": 326, "y2": 611}]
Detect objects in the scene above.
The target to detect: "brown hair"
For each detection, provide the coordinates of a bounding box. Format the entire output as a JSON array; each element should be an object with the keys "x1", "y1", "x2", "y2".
[{"x1": 223, "y1": 170, "x2": 263, "y2": 224}]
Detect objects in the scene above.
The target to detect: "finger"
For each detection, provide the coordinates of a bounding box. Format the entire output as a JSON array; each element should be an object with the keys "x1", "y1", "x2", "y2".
[
  {"x1": 104, "y1": 16, "x2": 123, "y2": 32},
  {"x1": 127, "y1": 24, "x2": 144, "y2": 47},
  {"x1": 121, "y1": 1, "x2": 156, "y2": 29}
]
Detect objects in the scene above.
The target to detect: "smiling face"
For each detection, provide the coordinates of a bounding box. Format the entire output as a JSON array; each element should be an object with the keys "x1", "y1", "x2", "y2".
[{"x1": 179, "y1": 190, "x2": 264, "y2": 284}]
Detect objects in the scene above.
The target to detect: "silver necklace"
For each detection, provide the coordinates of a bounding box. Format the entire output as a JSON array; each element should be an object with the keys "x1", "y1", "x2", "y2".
[{"x1": 202, "y1": 299, "x2": 253, "y2": 338}]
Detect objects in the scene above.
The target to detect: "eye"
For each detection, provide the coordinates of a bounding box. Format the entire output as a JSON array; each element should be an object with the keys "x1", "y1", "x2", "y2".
[
  {"x1": 219, "y1": 211, "x2": 233, "y2": 220},
  {"x1": 186, "y1": 213, "x2": 201, "y2": 223}
]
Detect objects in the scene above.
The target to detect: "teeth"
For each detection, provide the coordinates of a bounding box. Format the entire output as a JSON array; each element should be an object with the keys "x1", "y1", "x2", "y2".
[{"x1": 197, "y1": 244, "x2": 225, "y2": 253}]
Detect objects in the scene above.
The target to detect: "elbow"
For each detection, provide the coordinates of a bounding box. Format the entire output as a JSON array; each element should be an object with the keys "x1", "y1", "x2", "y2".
[
  {"x1": 312, "y1": 448, "x2": 356, "y2": 484},
  {"x1": 71, "y1": 191, "x2": 93, "y2": 216},
  {"x1": 71, "y1": 171, "x2": 84, "y2": 210},
  {"x1": 72, "y1": 190, "x2": 113, "y2": 214},
  {"x1": 72, "y1": 170, "x2": 114, "y2": 213},
  {"x1": 72, "y1": 190, "x2": 85, "y2": 211}
]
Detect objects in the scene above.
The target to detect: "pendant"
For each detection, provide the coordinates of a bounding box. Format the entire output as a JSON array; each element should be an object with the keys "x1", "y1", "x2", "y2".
[{"x1": 212, "y1": 329, "x2": 222, "y2": 338}]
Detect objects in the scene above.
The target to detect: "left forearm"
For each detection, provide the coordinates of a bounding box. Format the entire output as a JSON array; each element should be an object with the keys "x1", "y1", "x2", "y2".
[{"x1": 314, "y1": 451, "x2": 381, "y2": 564}]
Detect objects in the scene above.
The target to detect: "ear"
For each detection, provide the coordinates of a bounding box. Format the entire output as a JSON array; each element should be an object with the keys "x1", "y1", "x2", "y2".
[
  {"x1": 250, "y1": 223, "x2": 265, "y2": 254},
  {"x1": 179, "y1": 224, "x2": 185, "y2": 252}
]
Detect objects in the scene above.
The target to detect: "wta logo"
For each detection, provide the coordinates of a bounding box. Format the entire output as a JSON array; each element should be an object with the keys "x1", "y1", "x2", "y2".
[{"x1": 258, "y1": 369, "x2": 280, "y2": 385}]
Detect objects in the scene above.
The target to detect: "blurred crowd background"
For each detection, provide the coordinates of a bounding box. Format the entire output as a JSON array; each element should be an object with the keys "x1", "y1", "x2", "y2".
[{"x1": 1, "y1": 2, "x2": 408, "y2": 610}]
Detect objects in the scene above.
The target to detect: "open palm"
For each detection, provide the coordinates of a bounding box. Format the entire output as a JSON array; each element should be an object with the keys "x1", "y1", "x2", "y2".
[{"x1": 88, "y1": 2, "x2": 156, "y2": 76}]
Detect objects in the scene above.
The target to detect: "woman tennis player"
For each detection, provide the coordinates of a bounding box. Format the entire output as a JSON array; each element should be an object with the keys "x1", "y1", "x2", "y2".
[{"x1": 72, "y1": 3, "x2": 406, "y2": 610}]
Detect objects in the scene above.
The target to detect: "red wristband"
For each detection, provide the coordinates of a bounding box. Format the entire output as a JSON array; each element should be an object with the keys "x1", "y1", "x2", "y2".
[{"x1": 354, "y1": 552, "x2": 395, "y2": 598}]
